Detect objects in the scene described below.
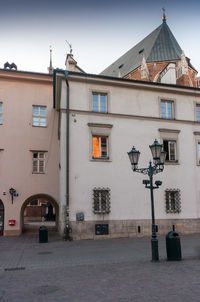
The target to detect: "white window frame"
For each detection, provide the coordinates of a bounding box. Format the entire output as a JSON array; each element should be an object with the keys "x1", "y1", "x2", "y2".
[
  {"x1": 193, "y1": 132, "x2": 200, "y2": 166},
  {"x1": 197, "y1": 142, "x2": 200, "y2": 165},
  {"x1": 159, "y1": 129, "x2": 180, "y2": 164},
  {"x1": 196, "y1": 104, "x2": 200, "y2": 122},
  {"x1": 88, "y1": 123, "x2": 113, "y2": 162},
  {"x1": 92, "y1": 136, "x2": 108, "y2": 159},
  {"x1": 163, "y1": 140, "x2": 177, "y2": 161},
  {"x1": 92, "y1": 92, "x2": 107, "y2": 113},
  {"x1": 32, "y1": 151, "x2": 46, "y2": 174},
  {"x1": 160, "y1": 99, "x2": 174, "y2": 119},
  {"x1": 32, "y1": 105, "x2": 47, "y2": 127},
  {"x1": 89, "y1": 88, "x2": 110, "y2": 113}
]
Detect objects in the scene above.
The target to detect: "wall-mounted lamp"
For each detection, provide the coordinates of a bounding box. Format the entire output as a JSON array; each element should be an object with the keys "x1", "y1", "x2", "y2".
[{"x1": 9, "y1": 188, "x2": 19, "y2": 204}]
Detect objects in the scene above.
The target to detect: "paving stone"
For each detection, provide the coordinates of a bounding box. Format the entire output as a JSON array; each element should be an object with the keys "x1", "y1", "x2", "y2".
[{"x1": 0, "y1": 233, "x2": 200, "y2": 301}]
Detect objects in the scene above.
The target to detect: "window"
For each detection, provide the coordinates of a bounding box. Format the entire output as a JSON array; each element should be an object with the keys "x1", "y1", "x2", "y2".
[
  {"x1": 88, "y1": 123, "x2": 112, "y2": 161},
  {"x1": 165, "y1": 189, "x2": 181, "y2": 213},
  {"x1": 197, "y1": 142, "x2": 200, "y2": 165},
  {"x1": 161, "y1": 100, "x2": 174, "y2": 119},
  {"x1": 32, "y1": 152, "x2": 46, "y2": 173},
  {"x1": 92, "y1": 136, "x2": 108, "y2": 159},
  {"x1": 0, "y1": 103, "x2": 2, "y2": 124},
  {"x1": 196, "y1": 104, "x2": 200, "y2": 122},
  {"x1": 30, "y1": 200, "x2": 38, "y2": 206},
  {"x1": 163, "y1": 140, "x2": 177, "y2": 161},
  {"x1": 92, "y1": 93, "x2": 107, "y2": 113},
  {"x1": 93, "y1": 188, "x2": 110, "y2": 214},
  {"x1": 32, "y1": 106, "x2": 47, "y2": 127}
]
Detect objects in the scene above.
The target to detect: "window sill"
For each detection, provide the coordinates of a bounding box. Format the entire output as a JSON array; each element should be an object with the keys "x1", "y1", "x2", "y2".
[
  {"x1": 32, "y1": 172, "x2": 45, "y2": 174},
  {"x1": 165, "y1": 161, "x2": 179, "y2": 165},
  {"x1": 32, "y1": 125, "x2": 47, "y2": 128},
  {"x1": 91, "y1": 157, "x2": 111, "y2": 162},
  {"x1": 94, "y1": 212, "x2": 110, "y2": 215},
  {"x1": 92, "y1": 111, "x2": 108, "y2": 114}
]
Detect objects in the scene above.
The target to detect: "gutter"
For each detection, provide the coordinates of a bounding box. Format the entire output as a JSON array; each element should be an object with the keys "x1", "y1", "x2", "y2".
[{"x1": 64, "y1": 70, "x2": 72, "y2": 241}]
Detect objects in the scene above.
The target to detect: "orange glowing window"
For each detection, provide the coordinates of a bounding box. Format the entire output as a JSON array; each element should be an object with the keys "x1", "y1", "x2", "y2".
[{"x1": 92, "y1": 136, "x2": 108, "y2": 158}]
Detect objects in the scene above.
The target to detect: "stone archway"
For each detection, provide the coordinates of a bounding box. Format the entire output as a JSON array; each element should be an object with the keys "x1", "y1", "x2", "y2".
[
  {"x1": 20, "y1": 194, "x2": 59, "y2": 234},
  {"x1": 0, "y1": 200, "x2": 4, "y2": 236}
]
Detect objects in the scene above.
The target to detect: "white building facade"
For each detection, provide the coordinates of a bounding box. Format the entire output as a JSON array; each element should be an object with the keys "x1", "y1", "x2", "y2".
[{"x1": 54, "y1": 70, "x2": 200, "y2": 239}]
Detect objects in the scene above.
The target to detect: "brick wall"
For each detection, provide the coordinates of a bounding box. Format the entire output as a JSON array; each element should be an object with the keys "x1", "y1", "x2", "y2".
[{"x1": 125, "y1": 61, "x2": 197, "y2": 87}]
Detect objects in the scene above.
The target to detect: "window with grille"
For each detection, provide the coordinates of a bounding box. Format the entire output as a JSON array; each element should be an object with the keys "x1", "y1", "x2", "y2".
[
  {"x1": 161, "y1": 100, "x2": 174, "y2": 119},
  {"x1": 163, "y1": 140, "x2": 177, "y2": 161},
  {"x1": 93, "y1": 188, "x2": 110, "y2": 214},
  {"x1": 32, "y1": 152, "x2": 46, "y2": 173},
  {"x1": 32, "y1": 106, "x2": 47, "y2": 127},
  {"x1": 92, "y1": 93, "x2": 107, "y2": 113},
  {"x1": 165, "y1": 189, "x2": 181, "y2": 213},
  {"x1": 92, "y1": 136, "x2": 108, "y2": 159}
]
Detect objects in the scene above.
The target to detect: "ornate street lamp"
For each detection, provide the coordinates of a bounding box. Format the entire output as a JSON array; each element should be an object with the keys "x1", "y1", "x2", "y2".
[{"x1": 128, "y1": 139, "x2": 166, "y2": 262}]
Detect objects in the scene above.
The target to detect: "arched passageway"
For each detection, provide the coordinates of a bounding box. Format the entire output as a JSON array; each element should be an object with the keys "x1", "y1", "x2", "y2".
[
  {"x1": 21, "y1": 194, "x2": 59, "y2": 234},
  {"x1": 0, "y1": 200, "x2": 4, "y2": 236}
]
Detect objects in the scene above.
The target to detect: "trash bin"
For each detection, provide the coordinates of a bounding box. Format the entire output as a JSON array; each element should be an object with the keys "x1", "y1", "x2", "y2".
[
  {"x1": 166, "y1": 231, "x2": 182, "y2": 261},
  {"x1": 39, "y1": 226, "x2": 48, "y2": 243}
]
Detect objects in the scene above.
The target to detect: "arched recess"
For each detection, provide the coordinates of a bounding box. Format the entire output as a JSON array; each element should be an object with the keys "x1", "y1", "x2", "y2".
[
  {"x1": 20, "y1": 194, "x2": 59, "y2": 234},
  {"x1": 0, "y1": 200, "x2": 4, "y2": 236}
]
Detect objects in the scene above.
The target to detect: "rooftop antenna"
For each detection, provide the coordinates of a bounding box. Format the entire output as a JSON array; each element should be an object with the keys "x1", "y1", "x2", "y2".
[
  {"x1": 162, "y1": 7, "x2": 166, "y2": 22},
  {"x1": 66, "y1": 40, "x2": 73, "y2": 55}
]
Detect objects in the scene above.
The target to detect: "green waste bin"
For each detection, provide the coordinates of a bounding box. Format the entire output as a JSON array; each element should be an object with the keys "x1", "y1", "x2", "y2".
[
  {"x1": 166, "y1": 231, "x2": 182, "y2": 261},
  {"x1": 39, "y1": 226, "x2": 48, "y2": 243}
]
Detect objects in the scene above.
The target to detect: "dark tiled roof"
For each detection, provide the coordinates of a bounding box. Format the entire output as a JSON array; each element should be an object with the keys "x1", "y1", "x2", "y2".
[{"x1": 101, "y1": 20, "x2": 187, "y2": 77}]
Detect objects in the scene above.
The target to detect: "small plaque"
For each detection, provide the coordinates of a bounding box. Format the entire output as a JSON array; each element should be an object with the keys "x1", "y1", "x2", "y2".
[{"x1": 76, "y1": 213, "x2": 84, "y2": 222}]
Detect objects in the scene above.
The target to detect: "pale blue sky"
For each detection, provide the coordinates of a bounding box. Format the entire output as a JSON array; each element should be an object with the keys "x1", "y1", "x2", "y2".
[{"x1": 0, "y1": 0, "x2": 199, "y2": 74}]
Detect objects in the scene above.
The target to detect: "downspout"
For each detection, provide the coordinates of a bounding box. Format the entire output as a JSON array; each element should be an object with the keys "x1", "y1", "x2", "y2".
[{"x1": 64, "y1": 70, "x2": 72, "y2": 240}]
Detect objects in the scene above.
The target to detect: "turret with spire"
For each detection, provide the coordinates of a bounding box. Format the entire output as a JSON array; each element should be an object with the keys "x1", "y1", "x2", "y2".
[
  {"x1": 48, "y1": 46, "x2": 53, "y2": 74},
  {"x1": 65, "y1": 41, "x2": 85, "y2": 73}
]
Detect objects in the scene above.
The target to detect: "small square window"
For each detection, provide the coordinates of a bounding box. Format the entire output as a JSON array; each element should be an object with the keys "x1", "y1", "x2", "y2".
[
  {"x1": 32, "y1": 106, "x2": 47, "y2": 127},
  {"x1": 92, "y1": 93, "x2": 107, "y2": 113},
  {"x1": 165, "y1": 189, "x2": 181, "y2": 213},
  {"x1": 93, "y1": 188, "x2": 110, "y2": 214},
  {"x1": 161, "y1": 100, "x2": 174, "y2": 119},
  {"x1": 92, "y1": 136, "x2": 108, "y2": 159},
  {"x1": 32, "y1": 152, "x2": 46, "y2": 173},
  {"x1": 163, "y1": 140, "x2": 177, "y2": 161}
]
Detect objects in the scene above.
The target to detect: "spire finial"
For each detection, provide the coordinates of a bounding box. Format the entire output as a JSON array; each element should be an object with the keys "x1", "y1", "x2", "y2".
[
  {"x1": 162, "y1": 7, "x2": 166, "y2": 22},
  {"x1": 48, "y1": 45, "x2": 53, "y2": 74},
  {"x1": 66, "y1": 40, "x2": 73, "y2": 55},
  {"x1": 50, "y1": 45, "x2": 52, "y2": 68}
]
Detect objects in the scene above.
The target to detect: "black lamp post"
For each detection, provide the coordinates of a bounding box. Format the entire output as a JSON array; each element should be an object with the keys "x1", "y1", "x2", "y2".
[{"x1": 128, "y1": 139, "x2": 166, "y2": 262}]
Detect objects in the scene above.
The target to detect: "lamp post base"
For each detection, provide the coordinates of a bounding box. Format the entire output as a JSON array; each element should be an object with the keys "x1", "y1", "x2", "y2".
[{"x1": 151, "y1": 238, "x2": 159, "y2": 262}]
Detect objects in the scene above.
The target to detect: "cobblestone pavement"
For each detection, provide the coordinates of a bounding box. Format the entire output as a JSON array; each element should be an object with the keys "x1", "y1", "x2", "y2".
[{"x1": 0, "y1": 233, "x2": 200, "y2": 301}]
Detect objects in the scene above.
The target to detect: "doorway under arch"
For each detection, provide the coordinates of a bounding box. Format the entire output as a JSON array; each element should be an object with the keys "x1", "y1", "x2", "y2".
[
  {"x1": 0, "y1": 200, "x2": 4, "y2": 236},
  {"x1": 21, "y1": 194, "x2": 59, "y2": 234}
]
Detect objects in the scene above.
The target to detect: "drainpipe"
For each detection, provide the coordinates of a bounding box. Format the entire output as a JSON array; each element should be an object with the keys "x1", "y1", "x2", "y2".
[{"x1": 64, "y1": 70, "x2": 72, "y2": 241}]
